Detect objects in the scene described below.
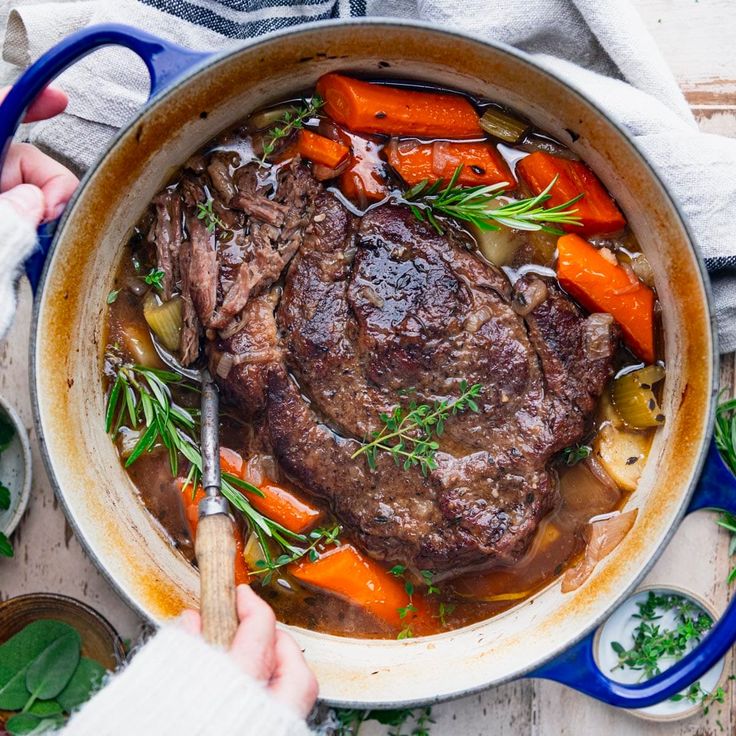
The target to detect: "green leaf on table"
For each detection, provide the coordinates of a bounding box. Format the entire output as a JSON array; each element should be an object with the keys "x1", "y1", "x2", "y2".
[
  {"x1": 0, "y1": 621, "x2": 78, "y2": 709},
  {"x1": 6, "y1": 712, "x2": 64, "y2": 735},
  {"x1": 28, "y1": 699, "x2": 63, "y2": 716},
  {"x1": 0, "y1": 531, "x2": 13, "y2": 558},
  {"x1": 0, "y1": 482, "x2": 11, "y2": 510},
  {"x1": 25, "y1": 633, "x2": 80, "y2": 704},
  {"x1": 0, "y1": 411, "x2": 14, "y2": 453},
  {"x1": 57, "y1": 657, "x2": 106, "y2": 711}
]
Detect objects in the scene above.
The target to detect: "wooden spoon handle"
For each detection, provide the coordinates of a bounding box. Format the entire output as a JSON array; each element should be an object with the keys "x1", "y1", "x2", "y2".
[{"x1": 195, "y1": 512, "x2": 238, "y2": 647}]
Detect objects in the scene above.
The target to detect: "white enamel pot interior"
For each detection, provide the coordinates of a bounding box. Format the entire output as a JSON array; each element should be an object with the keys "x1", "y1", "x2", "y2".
[{"x1": 32, "y1": 20, "x2": 716, "y2": 707}]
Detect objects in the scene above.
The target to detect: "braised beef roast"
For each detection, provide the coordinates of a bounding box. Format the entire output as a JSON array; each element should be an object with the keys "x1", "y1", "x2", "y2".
[{"x1": 155, "y1": 159, "x2": 618, "y2": 577}]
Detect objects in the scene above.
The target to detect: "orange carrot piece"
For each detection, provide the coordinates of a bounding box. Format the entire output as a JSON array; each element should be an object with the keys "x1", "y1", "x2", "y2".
[
  {"x1": 516, "y1": 151, "x2": 626, "y2": 236},
  {"x1": 297, "y1": 129, "x2": 350, "y2": 169},
  {"x1": 386, "y1": 139, "x2": 516, "y2": 189},
  {"x1": 289, "y1": 544, "x2": 432, "y2": 632},
  {"x1": 337, "y1": 128, "x2": 389, "y2": 204},
  {"x1": 556, "y1": 234, "x2": 655, "y2": 363},
  {"x1": 316, "y1": 73, "x2": 482, "y2": 138},
  {"x1": 178, "y1": 478, "x2": 250, "y2": 586}
]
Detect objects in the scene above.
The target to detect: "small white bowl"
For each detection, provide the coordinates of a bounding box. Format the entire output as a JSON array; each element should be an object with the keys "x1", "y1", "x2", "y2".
[
  {"x1": 0, "y1": 395, "x2": 32, "y2": 539},
  {"x1": 594, "y1": 585, "x2": 726, "y2": 722}
]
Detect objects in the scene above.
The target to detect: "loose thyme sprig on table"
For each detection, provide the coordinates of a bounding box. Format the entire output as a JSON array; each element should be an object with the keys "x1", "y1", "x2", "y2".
[
  {"x1": 403, "y1": 166, "x2": 582, "y2": 235},
  {"x1": 258, "y1": 94, "x2": 323, "y2": 166},
  {"x1": 104, "y1": 352, "x2": 324, "y2": 570},
  {"x1": 351, "y1": 380, "x2": 483, "y2": 476}
]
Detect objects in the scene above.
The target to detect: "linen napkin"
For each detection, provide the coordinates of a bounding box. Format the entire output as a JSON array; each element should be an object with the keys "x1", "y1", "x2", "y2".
[{"x1": 3, "y1": 0, "x2": 736, "y2": 350}]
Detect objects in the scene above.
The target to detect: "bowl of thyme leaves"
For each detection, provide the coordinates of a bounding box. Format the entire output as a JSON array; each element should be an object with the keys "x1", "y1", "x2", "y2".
[{"x1": 594, "y1": 585, "x2": 728, "y2": 724}]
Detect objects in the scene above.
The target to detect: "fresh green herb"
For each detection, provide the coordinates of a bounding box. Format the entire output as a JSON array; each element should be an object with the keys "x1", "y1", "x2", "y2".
[
  {"x1": 196, "y1": 198, "x2": 225, "y2": 234},
  {"x1": 0, "y1": 531, "x2": 12, "y2": 558},
  {"x1": 610, "y1": 592, "x2": 713, "y2": 681},
  {"x1": 332, "y1": 707, "x2": 433, "y2": 736},
  {"x1": 252, "y1": 525, "x2": 341, "y2": 585},
  {"x1": 0, "y1": 482, "x2": 10, "y2": 511},
  {"x1": 0, "y1": 411, "x2": 14, "y2": 453},
  {"x1": 714, "y1": 393, "x2": 736, "y2": 582},
  {"x1": 396, "y1": 626, "x2": 413, "y2": 640},
  {"x1": 258, "y1": 95, "x2": 323, "y2": 166},
  {"x1": 0, "y1": 619, "x2": 106, "y2": 734},
  {"x1": 352, "y1": 380, "x2": 483, "y2": 476},
  {"x1": 561, "y1": 444, "x2": 592, "y2": 466},
  {"x1": 716, "y1": 511, "x2": 736, "y2": 584},
  {"x1": 420, "y1": 570, "x2": 440, "y2": 596},
  {"x1": 403, "y1": 167, "x2": 582, "y2": 235},
  {"x1": 104, "y1": 352, "x2": 320, "y2": 571},
  {"x1": 106, "y1": 289, "x2": 120, "y2": 304},
  {"x1": 670, "y1": 681, "x2": 726, "y2": 712},
  {"x1": 389, "y1": 564, "x2": 406, "y2": 577},
  {"x1": 437, "y1": 601, "x2": 456, "y2": 628},
  {"x1": 144, "y1": 268, "x2": 166, "y2": 291}
]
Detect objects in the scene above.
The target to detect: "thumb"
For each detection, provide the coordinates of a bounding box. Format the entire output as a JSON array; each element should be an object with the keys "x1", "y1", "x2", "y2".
[{"x1": 0, "y1": 184, "x2": 45, "y2": 227}]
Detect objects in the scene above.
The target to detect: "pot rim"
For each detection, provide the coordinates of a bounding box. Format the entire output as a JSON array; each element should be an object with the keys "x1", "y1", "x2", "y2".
[{"x1": 28, "y1": 18, "x2": 720, "y2": 706}]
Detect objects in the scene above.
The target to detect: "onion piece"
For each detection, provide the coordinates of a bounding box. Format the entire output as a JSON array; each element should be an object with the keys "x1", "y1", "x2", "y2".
[
  {"x1": 512, "y1": 278, "x2": 548, "y2": 316},
  {"x1": 247, "y1": 105, "x2": 296, "y2": 132},
  {"x1": 472, "y1": 219, "x2": 525, "y2": 267},
  {"x1": 584, "y1": 313, "x2": 615, "y2": 360},
  {"x1": 143, "y1": 293, "x2": 183, "y2": 351},
  {"x1": 215, "y1": 352, "x2": 234, "y2": 379},
  {"x1": 121, "y1": 323, "x2": 162, "y2": 368},
  {"x1": 611, "y1": 365, "x2": 666, "y2": 429},
  {"x1": 561, "y1": 508, "x2": 638, "y2": 592},
  {"x1": 479, "y1": 107, "x2": 529, "y2": 143}
]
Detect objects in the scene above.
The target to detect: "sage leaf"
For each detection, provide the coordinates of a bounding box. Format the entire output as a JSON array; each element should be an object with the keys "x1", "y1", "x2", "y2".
[
  {"x1": 0, "y1": 482, "x2": 11, "y2": 510},
  {"x1": 25, "y1": 632, "x2": 80, "y2": 703},
  {"x1": 0, "y1": 621, "x2": 77, "y2": 709},
  {"x1": 57, "y1": 657, "x2": 106, "y2": 711},
  {"x1": 6, "y1": 712, "x2": 64, "y2": 735},
  {"x1": 28, "y1": 699, "x2": 63, "y2": 716}
]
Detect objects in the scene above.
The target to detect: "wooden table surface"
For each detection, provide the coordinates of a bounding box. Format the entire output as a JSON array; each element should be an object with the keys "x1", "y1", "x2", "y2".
[{"x1": 1, "y1": 1, "x2": 735, "y2": 733}]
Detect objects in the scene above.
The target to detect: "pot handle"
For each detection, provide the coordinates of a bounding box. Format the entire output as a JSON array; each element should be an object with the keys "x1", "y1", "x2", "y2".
[
  {"x1": 528, "y1": 438, "x2": 736, "y2": 708},
  {"x1": 0, "y1": 23, "x2": 210, "y2": 291}
]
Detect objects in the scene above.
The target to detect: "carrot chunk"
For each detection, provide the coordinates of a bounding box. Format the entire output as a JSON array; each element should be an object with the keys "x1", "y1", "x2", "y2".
[
  {"x1": 296, "y1": 129, "x2": 350, "y2": 169},
  {"x1": 516, "y1": 151, "x2": 626, "y2": 236},
  {"x1": 337, "y1": 129, "x2": 389, "y2": 204},
  {"x1": 386, "y1": 139, "x2": 516, "y2": 189},
  {"x1": 289, "y1": 544, "x2": 432, "y2": 632},
  {"x1": 316, "y1": 73, "x2": 482, "y2": 138},
  {"x1": 178, "y1": 479, "x2": 250, "y2": 586},
  {"x1": 556, "y1": 234, "x2": 655, "y2": 363}
]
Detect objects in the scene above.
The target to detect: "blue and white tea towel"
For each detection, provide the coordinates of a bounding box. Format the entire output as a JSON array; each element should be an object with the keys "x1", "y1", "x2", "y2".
[{"x1": 3, "y1": 0, "x2": 736, "y2": 350}]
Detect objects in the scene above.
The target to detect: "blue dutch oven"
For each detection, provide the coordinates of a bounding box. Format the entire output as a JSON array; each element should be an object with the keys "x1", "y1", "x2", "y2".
[{"x1": 1, "y1": 21, "x2": 734, "y2": 708}]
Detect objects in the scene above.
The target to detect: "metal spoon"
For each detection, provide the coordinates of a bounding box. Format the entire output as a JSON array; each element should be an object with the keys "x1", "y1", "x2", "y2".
[{"x1": 151, "y1": 332, "x2": 239, "y2": 647}]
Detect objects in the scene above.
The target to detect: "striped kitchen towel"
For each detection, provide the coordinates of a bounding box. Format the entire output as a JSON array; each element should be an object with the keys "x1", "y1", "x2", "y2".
[{"x1": 3, "y1": 0, "x2": 736, "y2": 350}]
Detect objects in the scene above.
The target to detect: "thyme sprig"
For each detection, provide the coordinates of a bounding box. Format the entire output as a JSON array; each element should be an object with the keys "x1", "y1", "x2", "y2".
[
  {"x1": 258, "y1": 95, "x2": 323, "y2": 166},
  {"x1": 561, "y1": 443, "x2": 592, "y2": 466},
  {"x1": 404, "y1": 167, "x2": 582, "y2": 235},
  {"x1": 196, "y1": 198, "x2": 225, "y2": 234},
  {"x1": 352, "y1": 380, "x2": 483, "y2": 476},
  {"x1": 144, "y1": 268, "x2": 165, "y2": 291},
  {"x1": 610, "y1": 592, "x2": 713, "y2": 681},
  {"x1": 252, "y1": 525, "x2": 341, "y2": 585},
  {"x1": 104, "y1": 354, "x2": 309, "y2": 562}
]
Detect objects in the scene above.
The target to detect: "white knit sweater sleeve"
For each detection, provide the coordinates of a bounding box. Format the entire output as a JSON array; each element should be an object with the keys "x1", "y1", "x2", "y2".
[
  {"x1": 63, "y1": 627, "x2": 313, "y2": 736},
  {"x1": 0, "y1": 200, "x2": 38, "y2": 338}
]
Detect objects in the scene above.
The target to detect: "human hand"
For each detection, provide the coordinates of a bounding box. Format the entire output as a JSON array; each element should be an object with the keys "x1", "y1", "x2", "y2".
[
  {"x1": 0, "y1": 86, "x2": 78, "y2": 225},
  {"x1": 179, "y1": 585, "x2": 318, "y2": 718}
]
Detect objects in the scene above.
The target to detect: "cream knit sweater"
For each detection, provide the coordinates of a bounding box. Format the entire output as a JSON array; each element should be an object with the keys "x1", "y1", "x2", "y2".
[{"x1": 1, "y1": 204, "x2": 312, "y2": 736}]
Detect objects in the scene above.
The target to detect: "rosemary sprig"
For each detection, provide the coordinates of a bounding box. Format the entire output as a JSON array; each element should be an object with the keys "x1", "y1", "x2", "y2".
[
  {"x1": 104, "y1": 355, "x2": 310, "y2": 562},
  {"x1": 196, "y1": 198, "x2": 225, "y2": 233},
  {"x1": 351, "y1": 380, "x2": 483, "y2": 476},
  {"x1": 333, "y1": 706, "x2": 434, "y2": 736},
  {"x1": 258, "y1": 94, "x2": 323, "y2": 166},
  {"x1": 404, "y1": 166, "x2": 582, "y2": 235},
  {"x1": 714, "y1": 393, "x2": 736, "y2": 582}
]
